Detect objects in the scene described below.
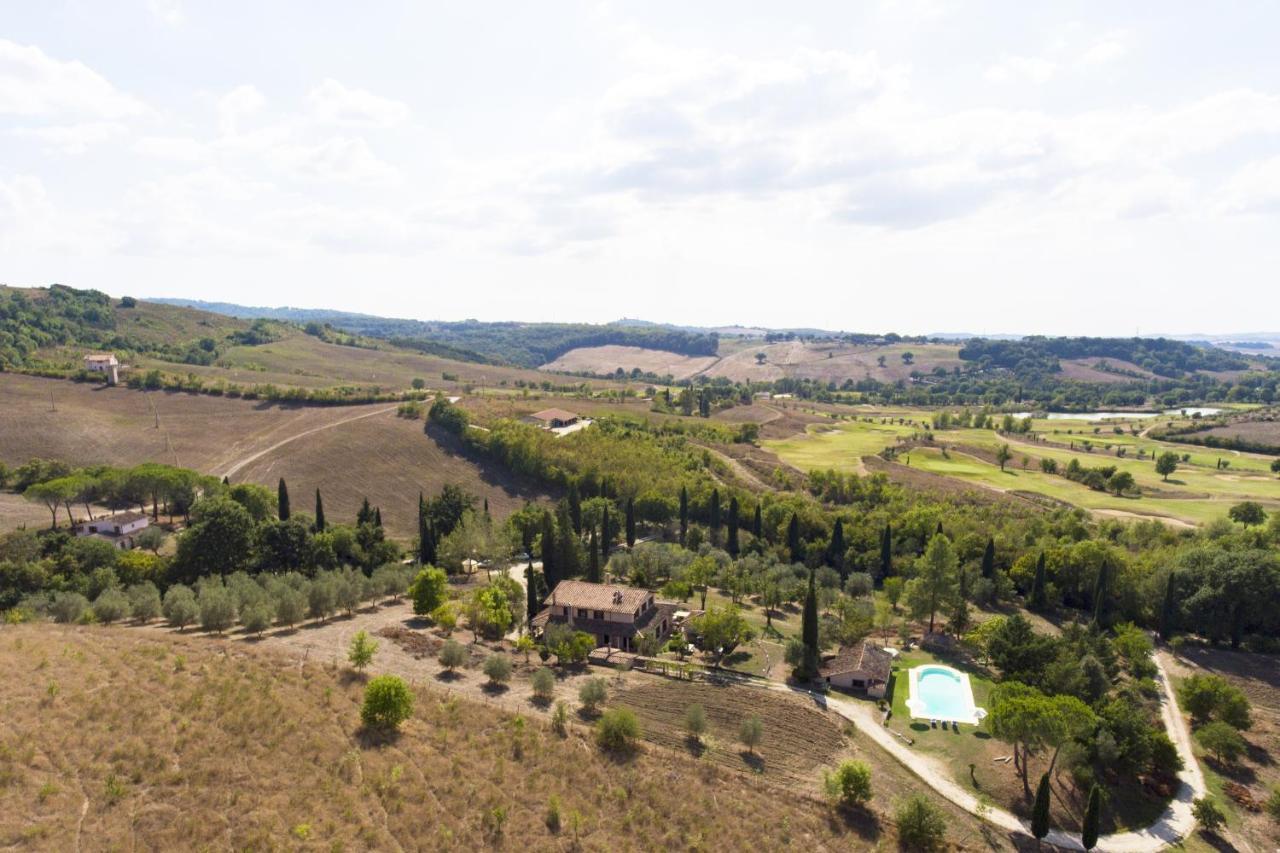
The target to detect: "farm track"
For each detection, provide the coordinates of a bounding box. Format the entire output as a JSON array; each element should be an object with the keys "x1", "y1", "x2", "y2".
[{"x1": 218, "y1": 405, "x2": 400, "y2": 479}]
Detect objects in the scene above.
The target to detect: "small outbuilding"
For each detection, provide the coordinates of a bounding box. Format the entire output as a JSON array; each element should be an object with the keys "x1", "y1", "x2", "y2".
[
  {"x1": 83, "y1": 352, "x2": 120, "y2": 385},
  {"x1": 819, "y1": 641, "x2": 893, "y2": 698},
  {"x1": 524, "y1": 408, "x2": 580, "y2": 429},
  {"x1": 74, "y1": 511, "x2": 150, "y2": 550}
]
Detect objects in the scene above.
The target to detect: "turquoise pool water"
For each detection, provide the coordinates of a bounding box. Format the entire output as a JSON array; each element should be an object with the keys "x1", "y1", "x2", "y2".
[{"x1": 914, "y1": 666, "x2": 971, "y2": 719}]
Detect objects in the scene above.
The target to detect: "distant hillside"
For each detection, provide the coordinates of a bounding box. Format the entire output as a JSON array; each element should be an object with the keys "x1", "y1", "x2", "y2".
[
  {"x1": 958, "y1": 336, "x2": 1260, "y2": 379},
  {"x1": 155, "y1": 299, "x2": 720, "y2": 367}
]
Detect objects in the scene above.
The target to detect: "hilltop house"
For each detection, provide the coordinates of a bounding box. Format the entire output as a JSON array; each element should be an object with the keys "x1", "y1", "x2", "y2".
[
  {"x1": 532, "y1": 580, "x2": 680, "y2": 652},
  {"x1": 83, "y1": 352, "x2": 119, "y2": 385},
  {"x1": 524, "y1": 408, "x2": 580, "y2": 429},
  {"x1": 74, "y1": 511, "x2": 150, "y2": 550},
  {"x1": 818, "y1": 641, "x2": 893, "y2": 698}
]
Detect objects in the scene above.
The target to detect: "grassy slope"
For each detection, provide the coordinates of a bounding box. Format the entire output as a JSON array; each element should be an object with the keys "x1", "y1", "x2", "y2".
[
  {"x1": 0, "y1": 374, "x2": 551, "y2": 536},
  {"x1": 0, "y1": 624, "x2": 1016, "y2": 851}
]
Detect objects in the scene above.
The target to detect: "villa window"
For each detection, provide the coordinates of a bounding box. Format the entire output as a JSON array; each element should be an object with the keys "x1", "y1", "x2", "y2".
[{"x1": 593, "y1": 610, "x2": 603, "y2": 620}]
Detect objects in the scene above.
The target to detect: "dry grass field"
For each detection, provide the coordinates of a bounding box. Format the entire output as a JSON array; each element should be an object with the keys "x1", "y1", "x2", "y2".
[
  {"x1": 0, "y1": 624, "x2": 1029, "y2": 852},
  {"x1": 540, "y1": 345, "x2": 718, "y2": 380},
  {"x1": 0, "y1": 374, "x2": 551, "y2": 536}
]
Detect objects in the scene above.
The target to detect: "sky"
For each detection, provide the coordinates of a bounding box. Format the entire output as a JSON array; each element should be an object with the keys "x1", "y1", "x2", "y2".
[{"x1": 2, "y1": 1, "x2": 1280, "y2": 336}]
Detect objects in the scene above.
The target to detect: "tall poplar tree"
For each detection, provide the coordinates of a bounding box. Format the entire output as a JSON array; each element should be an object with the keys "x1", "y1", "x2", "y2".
[
  {"x1": 799, "y1": 568, "x2": 820, "y2": 680},
  {"x1": 1030, "y1": 552, "x2": 1048, "y2": 610},
  {"x1": 981, "y1": 537, "x2": 995, "y2": 579},
  {"x1": 540, "y1": 510, "x2": 557, "y2": 590},
  {"x1": 726, "y1": 496, "x2": 739, "y2": 557},
  {"x1": 625, "y1": 497, "x2": 636, "y2": 548},
  {"x1": 709, "y1": 489, "x2": 721, "y2": 547},
  {"x1": 679, "y1": 485, "x2": 689, "y2": 546},
  {"x1": 568, "y1": 482, "x2": 582, "y2": 534},
  {"x1": 277, "y1": 478, "x2": 290, "y2": 521},
  {"x1": 829, "y1": 517, "x2": 845, "y2": 576},
  {"x1": 788, "y1": 513, "x2": 802, "y2": 564},
  {"x1": 752, "y1": 503, "x2": 763, "y2": 539}
]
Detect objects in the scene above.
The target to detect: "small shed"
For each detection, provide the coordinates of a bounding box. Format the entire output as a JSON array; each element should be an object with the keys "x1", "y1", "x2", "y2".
[
  {"x1": 524, "y1": 408, "x2": 580, "y2": 429},
  {"x1": 819, "y1": 641, "x2": 893, "y2": 698}
]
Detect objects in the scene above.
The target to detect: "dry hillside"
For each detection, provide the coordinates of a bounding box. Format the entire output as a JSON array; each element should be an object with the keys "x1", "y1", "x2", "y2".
[
  {"x1": 0, "y1": 374, "x2": 551, "y2": 536},
  {"x1": 0, "y1": 624, "x2": 1015, "y2": 851}
]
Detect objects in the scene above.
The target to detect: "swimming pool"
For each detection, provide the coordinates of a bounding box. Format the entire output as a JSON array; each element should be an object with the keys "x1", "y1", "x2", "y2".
[{"x1": 905, "y1": 665, "x2": 986, "y2": 725}]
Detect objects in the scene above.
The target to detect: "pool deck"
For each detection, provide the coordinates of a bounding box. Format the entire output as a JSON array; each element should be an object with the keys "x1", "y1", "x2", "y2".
[{"x1": 904, "y1": 664, "x2": 987, "y2": 726}]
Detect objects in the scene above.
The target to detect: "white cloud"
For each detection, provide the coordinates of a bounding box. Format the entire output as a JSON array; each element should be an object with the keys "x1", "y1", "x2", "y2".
[
  {"x1": 306, "y1": 78, "x2": 409, "y2": 127},
  {"x1": 217, "y1": 84, "x2": 266, "y2": 136},
  {"x1": 0, "y1": 40, "x2": 145, "y2": 119},
  {"x1": 985, "y1": 55, "x2": 1058, "y2": 85},
  {"x1": 147, "y1": 0, "x2": 183, "y2": 25},
  {"x1": 10, "y1": 121, "x2": 127, "y2": 154},
  {"x1": 1080, "y1": 31, "x2": 1128, "y2": 65}
]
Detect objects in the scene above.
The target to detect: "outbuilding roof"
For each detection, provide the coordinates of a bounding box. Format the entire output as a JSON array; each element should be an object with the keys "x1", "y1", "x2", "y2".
[
  {"x1": 528, "y1": 408, "x2": 580, "y2": 422},
  {"x1": 819, "y1": 641, "x2": 893, "y2": 683}
]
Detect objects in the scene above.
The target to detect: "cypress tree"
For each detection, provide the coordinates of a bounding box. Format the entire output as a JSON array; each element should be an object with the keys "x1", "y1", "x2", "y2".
[
  {"x1": 981, "y1": 537, "x2": 995, "y2": 579},
  {"x1": 726, "y1": 496, "x2": 740, "y2": 557},
  {"x1": 679, "y1": 486, "x2": 688, "y2": 546},
  {"x1": 1031, "y1": 772, "x2": 1052, "y2": 844},
  {"x1": 568, "y1": 482, "x2": 582, "y2": 534},
  {"x1": 709, "y1": 489, "x2": 721, "y2": 546},
  {"x1": 752, "y1": 503, "x2": 763, "y2": 539},
  {"x1": 483, "y1": 497, "x2": 489, "y2": 518},
  {"x1": 588, "y1": 526, "x2": 601, "y2": 583},
  {"x1": 374, "y1": 507, "x2": 383, "y2": 528},
  {"x1": 625, "y1": 497, "x2": 636, "y2": 548},
  {"x1": 222, "y1": 475, "x2": 230, "y2": 485},
  {"x1": 602, "y1": 503, "x2": 611, "y2": 553},
  {"x1": 357, "y1": 497, "x2": 372, "y2": 526},
  {"x1": 1092, "y1": 560, "x2": 1112, "y2": 628},
  {"x1": 879, "y1": 524, "x2": 892, "y2": 582},
  {"x1": 556, "y1": 504, "x2": 580, "y2": 578},
  {"x1": 526, "y1": 558, "x2": 540, "y2": 629},
  {"x1": 829, "y1": 518, "x2": 845, "y2": 577},
  {"x1": 787, "y1": 513, "x2": 802, "y2": 564},
  {"x1": 277, "y1": 478, "x2": 290, "y2": 521},
  {"x1": 417, "y1": 507, "x2": 432, "y2": 565},
  {"x1": 314, "y1": 489, "x2": 326, "y2": 532},
  {"x1": 1081, "y1": 784, "x2": 1102, "y2": 851},
  {"x1": 540, "y1": 510, "x2": 557, "y2": 590},
  {"x1": 1030, "y1": 552, "x2": 1047, "y2": 610},
  {"x1": 800, "y1": 568, "x2": 820, "y2": 680},
  {"x1": 1160, "y1": 573, "x2": 1178, "y2": 640}
]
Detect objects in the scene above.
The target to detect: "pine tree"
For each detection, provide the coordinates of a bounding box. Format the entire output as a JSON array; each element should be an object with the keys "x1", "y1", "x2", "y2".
[
  {"x1": 981, "y1": 537, "x2": 995, "y2": 579},
  {"x1": 540, "y1": 510, "x2": 557, "y2": 590},
  {"x1": 679, "y1": 486, "x2": 689, "y2": 546},
  {"x1": 800, "y1": 568, "x2": 820, "y2": 680},
  {"x1": 568, "y1": 482, "x2": 582, "y2": 534},
  {"x1": 277, "y1": 478, "x2": 290, "y2": 521},
  {"x1": 727, "y1": 497, "x2": 740, "y2": 557},
  {"x1": 879, "y1": 524, "x2": 892, "y2": 582},
  {"x1": 829, "y1": 518, "x2": 845, "y2": 577},
  {"x1": 314, "y1": 488, "x2": 326, "y2": 532},
  {"x1": 625, "y1": 497, "x2": 636, "y2": 548},
  {"x1": 752, "y1": 502, "x2": 763, "y2": 539},
  {"x1": 588, "y1": 526, "x2": 601, "y2": 583},
  {"x1": 788, "y1": 513, "x2": 802, "y2": 564},
  {"x1": 1031, "y1": 772, "x2": 1052, "y2": 844},
  {"x1": 709, "y1": 489, "x2": 721, "y2": 547},
  {"x1": 1160, "y1": 573, "x2": 1177, "y2": 640},
  {"x1": 1081, "y1": 785, "x2": 1102, "y2": 851},
  {"x1": 1092, "y1": 560, "x2": 1112, "y2": 628},
  {"x1": 1030, "y1": 552, "x2": 1048, "y2": 610}
]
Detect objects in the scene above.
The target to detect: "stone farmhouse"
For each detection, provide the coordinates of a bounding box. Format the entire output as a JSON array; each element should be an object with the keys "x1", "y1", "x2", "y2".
[{"x1": 532, "y1": 579, "x2": 681, "y2": 652}]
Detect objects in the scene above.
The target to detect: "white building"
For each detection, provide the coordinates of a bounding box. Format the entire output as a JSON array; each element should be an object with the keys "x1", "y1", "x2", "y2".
[
  {"x1": 74, "y1": 511, "x2": 150, "y2": 550},
  {"x1": 83, "y1": 353, "x2": 120, "y2": 385}
]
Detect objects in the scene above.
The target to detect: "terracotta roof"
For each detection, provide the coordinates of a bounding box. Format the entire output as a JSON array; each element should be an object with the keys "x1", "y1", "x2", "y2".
[
  {"x1": 545, "y1": 580, "x2": 651, "y2": 615},
  {"x1": 528, "y1": 408, "x2": 580, "y2": 422},
  {"x1": 819, "y1": 641, "x2": 892, "y2": 683}
]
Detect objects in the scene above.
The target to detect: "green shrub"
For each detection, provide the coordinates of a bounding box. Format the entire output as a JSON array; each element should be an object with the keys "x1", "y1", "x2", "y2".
[
  {"x1": 1192, "y1": 796, "x2": 1226, "y2": 833},
  {"x1": 51, "y1": 592, "x2": 89, "y2": 624},
  {"x1": 578, "y1": 677, "x2": 608, "y2": 712},
  {"x1": 824, "y1": 760, "x2": 872, "y2": 808},
  {"x1": 197, "y1": 585, "x2": 237, "y2": 633},
  {"x1": 361, "y1": 675, "x2": 414, "y2": 731},
  {"x1": 1195, "y1": 721, "x2": 1247, "y2": 765},
  {"x1": 274, "y1": 585, "x2": 307, "y2": 627},
  {"x1": 596, "y1": 708, "x2": 640, "y2": 751},
  {"x1": 483, "y1": 654, "x2": 512, "y2": 685},
  {"x1": 240, "y1": 600, "x2": 273, "y2": 636},
  {"x1": 438, "y1": 639, "x2": 467, "y2": 672},
  {"x1": 410, "y1": 566, "x2": 448, "y2": 615},
  {"x1": 126, "y1": 582, "x2": 162, "y2": 622},
  {"x1": 531, "y1": 667, "x2": 556, "y2": 702},
  {"x1": 348, "y1": 630, "x2": 378, "y2": 670},
  {"x1": 895, "y1": 794, "x2": 947, "y2": 851},
  {"x1": 92, "y1": 588, "x2": 129, "y2": 624},
  {"x1": 162, "y1": 585, "x2": 198, "y2": 630},
  {"x1": 738, "y1": 715, "x2": 763, "y2": 754},
  {"x1": 684, "y1": 704, "x2": 707, "y2": 742}
]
